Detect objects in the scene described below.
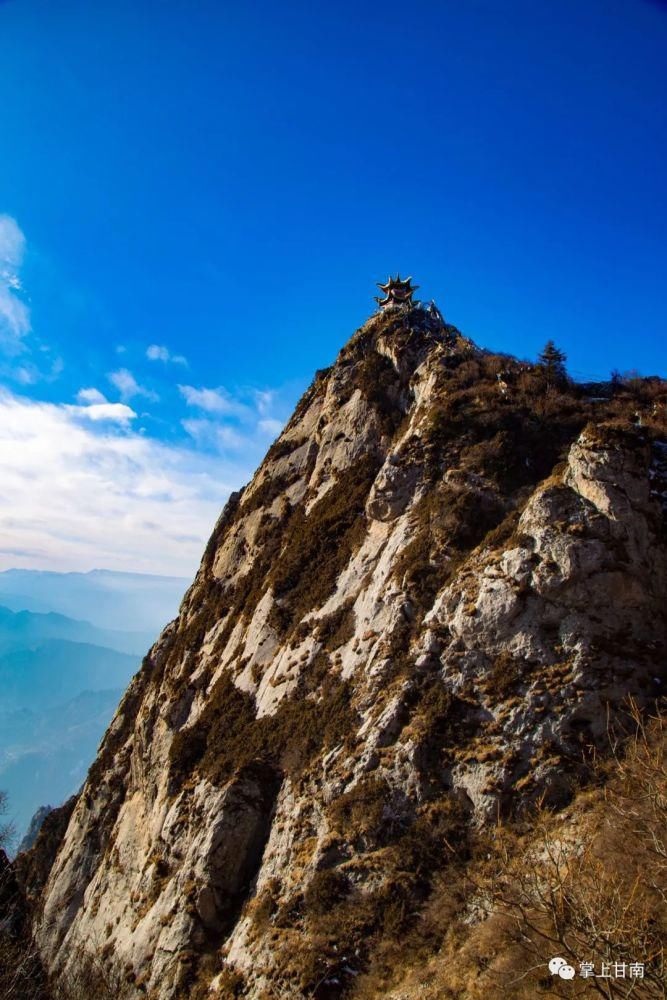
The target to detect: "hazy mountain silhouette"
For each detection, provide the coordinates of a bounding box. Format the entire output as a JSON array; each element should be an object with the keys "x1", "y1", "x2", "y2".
[{"x1": 0, "y1": 569, "x2": 188, "y2": 633}]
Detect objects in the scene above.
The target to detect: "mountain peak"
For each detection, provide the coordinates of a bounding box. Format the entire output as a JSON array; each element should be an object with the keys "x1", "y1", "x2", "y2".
[{"x1": 22, "y1": 305, "x2": 667, "y2": 999}]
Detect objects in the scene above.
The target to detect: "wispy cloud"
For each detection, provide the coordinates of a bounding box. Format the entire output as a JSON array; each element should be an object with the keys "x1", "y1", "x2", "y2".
[
  {"x1": 258, "y1": 417, "x2": 283, "y2": 435},
  {"x1": 76, "y1": 387, "x2": 107, "y2": 405},
  {"x1": 254, "y1": 389, "x2": 274, "y2": 415},
  {"x1": 178, "y1": 381, "x2": 287, "y2": 451},
  {"x1": 182, "y1": 417, "x2": 247, "y2": 450},
  {"x1": 0, "y1": 388, "x2": 251, "y2": 575},
  {"x1": 13, "y1": 365, "x2": 40, "y2": 386},
  {"x1": 147, "y1": 343, "x2": 188, "y2": 365},
  {"x1": 0, "y1": 218, "x2": 65, "y2": 387},
  {"x1": 108, "y1": 367, "x2": 159, "y2": 402},
  {"x1": 0, "y1": 215, "x2": 30, "y2": 354},
  {"x1": 178, "y1": 384, "x2": 249, "y2": 418},
  {"x1": 3, "y1": 354, "x2": 64, "y2": 388}
]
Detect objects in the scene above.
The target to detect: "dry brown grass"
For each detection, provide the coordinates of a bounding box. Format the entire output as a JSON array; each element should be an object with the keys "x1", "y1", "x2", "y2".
[
  {"x1": 0, "y1": 795, "x2": 51, "y2": 1000},
  {"x1": 352, "y1": 701, "x2": 667, "y2": 1000}
]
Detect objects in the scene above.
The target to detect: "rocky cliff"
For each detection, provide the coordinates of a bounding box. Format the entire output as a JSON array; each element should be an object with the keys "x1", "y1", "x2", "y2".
[{"x1": 24, "y1": 303, "x2": 667, "y2": 998}]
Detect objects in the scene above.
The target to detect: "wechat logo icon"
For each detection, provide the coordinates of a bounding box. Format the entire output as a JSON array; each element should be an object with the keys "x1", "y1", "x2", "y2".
[{"x1": 549, "y1": 957, "x2": 576, "y2": 980}]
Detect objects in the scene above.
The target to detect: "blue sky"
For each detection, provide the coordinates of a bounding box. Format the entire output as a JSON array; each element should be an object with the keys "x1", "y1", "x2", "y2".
[{"x1": 0, "y1": 0, "x2": 665, "y2": 574}]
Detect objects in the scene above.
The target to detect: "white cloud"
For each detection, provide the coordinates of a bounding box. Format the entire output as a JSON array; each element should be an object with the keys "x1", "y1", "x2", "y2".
[
  {"x1": 73, "y1": 387, "x2": 135, "y2": 422},
  {"x1": 0, "y1": 215, "x2": 30, "y2": 353},
  {"x1": 178, "y1": 384, "x2": 249, "y2": 418},
  {"x1": 69, "y1": 402, "x2": 137, "y2": 424},
  {"x1": 147, "y1": 344, "x2": 169, "y2": 362},
  {"x1": 76, "y1": 387, "x2": 107, "y2": 405},
  {"x1": 108, "y1": 367, "x2": 159, "y2": 402},
  {"x1": 147, "y1": 344, "x2": 187, "y2": 365},
  {"x1": 0, "y1": 388, "x2": 251, "y2": 575}
]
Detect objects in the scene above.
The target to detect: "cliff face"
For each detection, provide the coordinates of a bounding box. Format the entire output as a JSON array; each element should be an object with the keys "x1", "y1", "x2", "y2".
[{"x1": 28, "y1": 305, "x2": 667, "y2": 998}]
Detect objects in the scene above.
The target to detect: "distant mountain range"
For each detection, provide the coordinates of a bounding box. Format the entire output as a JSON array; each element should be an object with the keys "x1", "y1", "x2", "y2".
[
  {"x1": 0, "y1": 634, "x2": 137, "y2": 711},
  {"x1": 0, "y1": 605, "x2": 153, "y2": 658},
  {"x1": 0, "y1": 689, "x2": 123, "y2": 850},
  {"x1": 0, "y1": 568, "x2": 189, "y2": 633},
  {"x1": 0, "y1": 569, "x2": 189, "y2": 848}
]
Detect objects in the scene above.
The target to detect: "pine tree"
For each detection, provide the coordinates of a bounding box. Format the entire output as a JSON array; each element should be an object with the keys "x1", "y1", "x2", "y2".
[{"x1": 538, "y1": 340, "x2": 567, "y2": 387}]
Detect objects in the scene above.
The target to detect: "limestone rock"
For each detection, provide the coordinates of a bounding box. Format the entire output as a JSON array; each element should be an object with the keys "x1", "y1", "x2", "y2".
[{"x1": 22, "y1": 305, "x2": 667, "y2": 999}]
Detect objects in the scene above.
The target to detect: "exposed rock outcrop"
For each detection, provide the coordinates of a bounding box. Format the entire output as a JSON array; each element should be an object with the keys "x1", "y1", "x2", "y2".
[{"x1": 24, "y1": 304, "x2": 667, "y2": 998}]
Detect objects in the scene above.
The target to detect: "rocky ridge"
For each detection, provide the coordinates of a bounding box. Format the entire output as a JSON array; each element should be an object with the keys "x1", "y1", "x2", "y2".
[{"x1": 22, "y1": 303, "x2": 667, "y2": 999}]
